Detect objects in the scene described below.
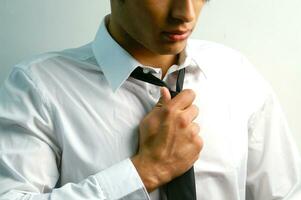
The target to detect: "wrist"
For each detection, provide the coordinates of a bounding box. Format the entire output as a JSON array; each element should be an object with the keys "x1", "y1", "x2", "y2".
[{"x1": 131, "y1": 154, "x2": 170, "y2": 192}]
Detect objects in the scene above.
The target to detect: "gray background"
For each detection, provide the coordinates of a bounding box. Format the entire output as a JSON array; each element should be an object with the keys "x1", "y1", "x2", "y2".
[{"x1": 0, "y1": 0, "x2": 300, "y2": 150}]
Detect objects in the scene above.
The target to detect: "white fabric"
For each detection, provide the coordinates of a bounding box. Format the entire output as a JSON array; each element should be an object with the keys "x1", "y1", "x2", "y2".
[{"x1": 0, "y1": 18, "x2": 300, "y2": 200}]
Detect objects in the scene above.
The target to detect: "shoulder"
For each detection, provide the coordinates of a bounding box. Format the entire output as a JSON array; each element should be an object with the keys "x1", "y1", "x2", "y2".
[
  {"x1": 186, "y1": 39, "x2": 249, "y2": 80},
  {"x1": 187, "y1": 39, "x2": 262, "y2": 81},
  {"x1": 6, "y1": 43, "x2": 100, "y2": 100},
  {"x1": 187, "y1": 39, "x2": 272, "y2": 114},
  {"x1": 13, "y1": 43, "x2": 95, "y2": 78}
]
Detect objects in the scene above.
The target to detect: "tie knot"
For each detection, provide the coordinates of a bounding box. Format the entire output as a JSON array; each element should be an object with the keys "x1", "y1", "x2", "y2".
[{"x1": 130, "y1": 66, "x2": 185, "y2": 98}]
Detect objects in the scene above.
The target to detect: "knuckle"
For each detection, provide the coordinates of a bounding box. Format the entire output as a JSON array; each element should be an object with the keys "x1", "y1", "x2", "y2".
[
  {"x1": 191, "y1": 123, "x2": 200, "y2": 137},
  {"x1": 193, "y1": 104, "x2": 199, "y2": 115},
  {"x1": 190, "y1": 123, "x2": 203, "y2": 151},
  {"x1": 195, "y1": 136, "x2": 204, "y2": 151},
  {"x1": 185, "y1": 89, "x2": 196, "y2": 99},
  {"x1": 162, "y1": 105, "x2": 173, "y2": 116},
  {"x1": 141, "y1": 115, "x2": 158, "y2": 131},
  {"x1": 178, "y1": 114, "x2": 189, "y2": 128}
]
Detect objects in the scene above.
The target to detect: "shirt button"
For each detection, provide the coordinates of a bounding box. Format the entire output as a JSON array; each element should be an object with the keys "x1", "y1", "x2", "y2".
[
  {"x1": 143, "y1": 68, "x2": 150, "y2": 74},
  {"x1": 149, "y1": 88, "x2": 156, "y2": 95}
]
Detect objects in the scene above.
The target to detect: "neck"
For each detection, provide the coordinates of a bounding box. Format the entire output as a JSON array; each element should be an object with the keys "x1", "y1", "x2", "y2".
[
  {"x1": 131, "y1": 50, "x2": 178, "y2": 78},
  {"x1": 107, "y1": 16, "x2": 178, "y2": 78}
]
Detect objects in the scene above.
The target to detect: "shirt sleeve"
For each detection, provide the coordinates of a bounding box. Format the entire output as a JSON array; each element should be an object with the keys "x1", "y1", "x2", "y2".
[
  {"x1": 246, "y1": 84, "x2": 301, "y2": 200},
  {"x1": 0, "y1": 67, "x2": 150, "y2": 200}
]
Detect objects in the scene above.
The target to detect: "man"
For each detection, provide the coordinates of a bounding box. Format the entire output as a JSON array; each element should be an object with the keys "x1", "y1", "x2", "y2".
[{"x1": 0, "y1": 0, "x2": 300, "y2": 199}]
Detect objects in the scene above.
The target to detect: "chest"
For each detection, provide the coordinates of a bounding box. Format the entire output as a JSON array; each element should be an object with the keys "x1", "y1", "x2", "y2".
[{"x1": 52, "y1": 78, "x2": 249, "y2": 186}]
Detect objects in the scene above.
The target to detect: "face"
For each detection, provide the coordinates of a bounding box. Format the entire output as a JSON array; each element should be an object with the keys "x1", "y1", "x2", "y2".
[{"x1": 109, "y1": 0, "x2": 205, "y2": 56}]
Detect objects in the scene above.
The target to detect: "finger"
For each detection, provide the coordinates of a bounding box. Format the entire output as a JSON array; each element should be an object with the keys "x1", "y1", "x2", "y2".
[
  {"x1": 156, "y1": 87, "x2": 171, "y2": 107},
  {"x1": 178, "y1": 104, "x2": 199, "y2": 128},
  {"x1": 188, "y1": 122, "x2": 201, "y2": 139},
  {"x1": 170, "y1": 89, "x2": 196, "y2": 110},
  {"x1": 189, "y1": 122, "x2": 203, "y2": 152},
  {"x1": 183, "y1": 104, "x2": 199, "y2": 123}
]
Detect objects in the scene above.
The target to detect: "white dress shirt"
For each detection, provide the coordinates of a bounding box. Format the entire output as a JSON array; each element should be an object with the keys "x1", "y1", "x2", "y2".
[{"x1": 0, "y1": 18, "x2": 300, "y2": 200}]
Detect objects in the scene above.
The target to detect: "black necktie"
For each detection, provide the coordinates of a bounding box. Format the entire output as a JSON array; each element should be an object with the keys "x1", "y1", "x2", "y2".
[{"x1": 130, "y1": 66, "x2": 197, "y2": 200}]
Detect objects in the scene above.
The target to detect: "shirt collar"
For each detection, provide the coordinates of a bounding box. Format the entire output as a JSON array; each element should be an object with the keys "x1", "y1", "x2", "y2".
[
  {"x1": 92, "y1": 16, "x2": 208, "y2": 92},
  {"x1": 92, "y1": 16, "x2": 141, "y2": 91},
  {"x1": 185, "y1": 41, "x2": 209, "y2": 79}
]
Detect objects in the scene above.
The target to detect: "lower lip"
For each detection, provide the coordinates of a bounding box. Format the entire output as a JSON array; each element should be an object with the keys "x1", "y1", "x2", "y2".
[{"x1": 163, "y1": 31, "x2": 191, "y2": 42}]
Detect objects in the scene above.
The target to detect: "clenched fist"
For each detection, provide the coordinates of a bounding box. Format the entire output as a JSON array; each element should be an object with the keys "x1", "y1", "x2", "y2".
[{"x1": 131, "y1": 87, "x2": 203, "y2": 192}]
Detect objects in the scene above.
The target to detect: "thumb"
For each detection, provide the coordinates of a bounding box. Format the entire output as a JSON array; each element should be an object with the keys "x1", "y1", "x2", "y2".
[{"x1": 156, "y1": 87, "x2": 171, "y2": 107}]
